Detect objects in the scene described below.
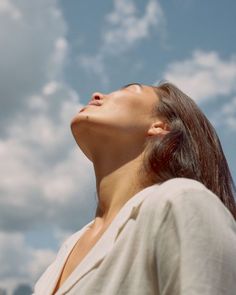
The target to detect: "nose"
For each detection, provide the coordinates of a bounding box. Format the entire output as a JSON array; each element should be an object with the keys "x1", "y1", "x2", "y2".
[{"x1": 91, "y1": 92, "x2": 104, "y2": 100}]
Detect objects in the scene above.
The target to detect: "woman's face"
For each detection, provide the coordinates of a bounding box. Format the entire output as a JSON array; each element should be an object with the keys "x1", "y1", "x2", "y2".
[{"x1": 71, "y1": 83, "x2": 160, "y2": 157}]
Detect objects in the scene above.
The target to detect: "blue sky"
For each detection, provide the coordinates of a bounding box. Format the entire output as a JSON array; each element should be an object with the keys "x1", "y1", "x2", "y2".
[{"x1": 0, "y1": 0, "x2": 235, "y2": 292}]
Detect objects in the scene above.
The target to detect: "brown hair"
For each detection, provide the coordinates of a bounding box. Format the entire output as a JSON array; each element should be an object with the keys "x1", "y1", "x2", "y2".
[{"x1": 143, "y1": 81, "x2": 236, "y2": 220}]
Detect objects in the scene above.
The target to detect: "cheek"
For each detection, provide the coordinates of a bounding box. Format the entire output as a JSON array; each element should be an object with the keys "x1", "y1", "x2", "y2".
[
  {"x1": 107, "y1": 97, "x2": 146, "y2": 116},
  {"x1": 103, "y1": 100, "x2": 151, "y2": 131}
]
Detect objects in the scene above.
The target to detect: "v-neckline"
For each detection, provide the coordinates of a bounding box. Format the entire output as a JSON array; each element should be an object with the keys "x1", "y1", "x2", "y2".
[
  {"x1": 52, "y1": 221, "x2": 114, "y2": 294},
  {"x1": 49, "y1": 183, "x2": 160, "y2": 295},
  {"x1": 51, "y1": 223, "x2": 94, "y2": 294}
]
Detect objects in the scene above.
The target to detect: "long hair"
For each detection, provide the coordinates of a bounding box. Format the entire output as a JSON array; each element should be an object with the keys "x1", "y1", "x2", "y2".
[{"x1": 143, "y1": 81, "x2": 236, "y2": 220}]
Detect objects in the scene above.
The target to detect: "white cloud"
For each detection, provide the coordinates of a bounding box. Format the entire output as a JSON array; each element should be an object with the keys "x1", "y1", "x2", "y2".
[
  {"x1": 161, "y1": 50, "x2": 236, "y2": 134},
  {"x1": 0, "y1": 231, "x2": 56, "y2": 293},
  {"x1": 0, "y1": 0, "x2": 22, "y2": 20},
  {"x1": 103, "y1": 0, "x2": 165, "y2": 54},
  {"x1": 215, "y1": 96, "x2": 236, "y2": 131},
  {"x1": 0, "y1": 68, "x2": 95, "y2": 295},
  {"x1": 78, "y1": 0, "x2": 166, "y2": 85},
  {"x1": 163, "y1": 50, "x2": 236, "y2": 102},
  {"x1": 43, "y1": 81, "x2": 60, "y2": 96},
  {"x1": 42, "y1": 148, "x2": 93, "y2": 203},
  {"x1": 221, "y1": 96, "x2": 236, "y2": 116},
  {"x1": 0, "y1": 82, "x2": 94, "y2": 211},
  {"x1": 0, "y1": 0, "x2": 67, "y2": 123},
  {"x1": 0, "y1": 1, "x2": 96, "y2": 293},
  {"x1": 79, "y1": 53, "x2": 109, "y2": 87},
  {"x1": 49, "y1": 37, "x2": 69, "y2": 77}
]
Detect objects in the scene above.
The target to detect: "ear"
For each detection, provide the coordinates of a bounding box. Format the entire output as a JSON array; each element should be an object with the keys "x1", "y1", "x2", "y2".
[{"x1": 147, "y1": 121, "x2": 170, "y2": 137}]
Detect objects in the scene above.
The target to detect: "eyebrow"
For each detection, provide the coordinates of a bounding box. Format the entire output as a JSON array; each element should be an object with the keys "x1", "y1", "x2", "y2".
[{"x1": 120, "y1": 82, "x2": 143, "y2": 90}]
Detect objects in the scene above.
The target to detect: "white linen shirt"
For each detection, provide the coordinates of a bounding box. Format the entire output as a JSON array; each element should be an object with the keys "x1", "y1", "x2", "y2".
[{"x1": 33, "y1": 178, "x2": 236, "y2": 295}]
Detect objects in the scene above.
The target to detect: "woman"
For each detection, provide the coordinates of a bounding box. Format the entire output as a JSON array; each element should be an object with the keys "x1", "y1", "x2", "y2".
[{"x1": 33, "y1": 82, "x2": 236, "y2": 295}]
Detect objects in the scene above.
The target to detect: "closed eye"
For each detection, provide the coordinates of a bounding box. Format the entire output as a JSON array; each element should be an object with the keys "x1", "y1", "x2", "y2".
[{"x1": 120, "y1": 83, "x2": 143, "y2": 90}]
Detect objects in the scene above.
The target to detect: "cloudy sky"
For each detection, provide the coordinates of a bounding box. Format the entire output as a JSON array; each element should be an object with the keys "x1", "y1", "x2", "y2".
[{"x1": 0, "y1": 0, "x2": 236, "y2": 292}]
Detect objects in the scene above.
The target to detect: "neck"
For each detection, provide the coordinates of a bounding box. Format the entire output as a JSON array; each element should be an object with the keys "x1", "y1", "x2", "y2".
[{"x1": 90, "y1": 150, "x2": 150, "y2": 232}]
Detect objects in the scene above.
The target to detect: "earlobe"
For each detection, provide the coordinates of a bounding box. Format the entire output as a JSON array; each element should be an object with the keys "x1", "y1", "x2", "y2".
[{"x1": 147, "y1": 121, "x2": 170, "y2": 137}]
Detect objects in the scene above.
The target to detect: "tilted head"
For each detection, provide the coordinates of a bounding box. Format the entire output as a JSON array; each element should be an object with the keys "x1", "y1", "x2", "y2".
[{"x1": 71, "y1": 81, "x2": 236, "y2": 219}]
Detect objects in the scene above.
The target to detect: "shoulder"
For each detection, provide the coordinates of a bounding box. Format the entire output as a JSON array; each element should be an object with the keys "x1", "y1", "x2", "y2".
[
  {"x1": 153, "y1": 177, "x2": 213, "y2": 200},
  {"x1": 152, "y1": 180, "x2": 236, "y2": 293},
  {"x1": 143, "y1": 177, "x2": 211, "y2": 210},
  {"x1": 140, "y1": 178, "x2": 236, "y2": 254},
  {"x1": 142, "y1": 177, "x2": 235, "y2": 225}
]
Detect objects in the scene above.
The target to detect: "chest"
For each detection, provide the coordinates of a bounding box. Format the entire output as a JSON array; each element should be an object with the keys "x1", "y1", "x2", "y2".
[
  {"x1": 53, "y1": 220, "x2": 157, "y2": 294},
  {"x1": 52, "y1": 228, "x2": 105, "y2": 294}
]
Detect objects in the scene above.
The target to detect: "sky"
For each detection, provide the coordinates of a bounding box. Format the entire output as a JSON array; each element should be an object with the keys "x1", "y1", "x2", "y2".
[{"x1": 0, "y1": 0, "x2": 236, "y2": 293}]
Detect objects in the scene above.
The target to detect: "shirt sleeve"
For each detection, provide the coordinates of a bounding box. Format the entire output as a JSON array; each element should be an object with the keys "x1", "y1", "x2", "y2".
[{"x1": 155, "y1": 186, "x2": 236, "y2": 295}]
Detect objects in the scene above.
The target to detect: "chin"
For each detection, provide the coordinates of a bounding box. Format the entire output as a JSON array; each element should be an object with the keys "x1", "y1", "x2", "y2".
[
  {"x1": 70, "y1": 111, "x2": 91, "y2": 139},
  {"x1": 70, "y1": 111, "x2": 85, "y2": 126},
  {"x1": 70, "y1": 113, "x2": 82, "y2": 136},
  {"x1": 70, "y1": 117, "x2": 77, "y2": 132}
]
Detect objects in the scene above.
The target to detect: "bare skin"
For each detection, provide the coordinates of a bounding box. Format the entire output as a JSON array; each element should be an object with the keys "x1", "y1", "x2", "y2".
[
  {"x1": 53, "y1": 83, "x2": 169, "y2": 293},
  {"x1": 52, "y1": 226, "x2": 107, "y2": 294}
]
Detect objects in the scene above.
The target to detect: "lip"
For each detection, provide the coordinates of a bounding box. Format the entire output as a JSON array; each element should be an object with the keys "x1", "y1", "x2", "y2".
[
  {"x1": 78, "y1": 101, "x2": 102, "y2": 113},
  {"x1": 78, "y1": 106, "x2": 87, "y2": 112},
  {"x1": 88, "y1": 100, "x2": 102, "y2": 106}
]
